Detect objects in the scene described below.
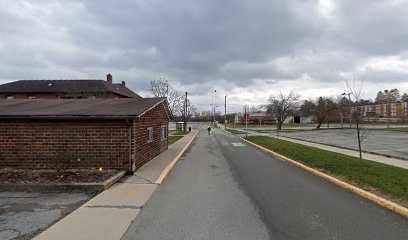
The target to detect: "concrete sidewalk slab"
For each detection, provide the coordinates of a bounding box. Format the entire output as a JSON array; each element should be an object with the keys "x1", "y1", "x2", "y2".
[
  {"x1": 134, "y1": 147, "x2": 181, "y2": 183},
  {"x1": 83, "y1": 183, "x2": 157, "y2": 208},
  {"x1": 34, "y1": 207, "x2": 140, "y2": 240},
  {"x1": 120, "y1": 174, "x2": 151, "y2": 184},
  {"x1": 136, "y1": 131, "x2": 198, "y2": 183},
  {"x1": 34, "y1": 130, "x2": 199, "y2": 240}
]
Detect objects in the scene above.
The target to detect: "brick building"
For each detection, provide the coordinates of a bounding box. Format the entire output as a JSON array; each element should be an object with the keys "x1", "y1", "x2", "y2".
[
  {"x1": 0, "y1": 98, "x2": 170, "y2": 172},
  {"x1": 0, "y1": 74, "x2": 142, "y2": 99}
]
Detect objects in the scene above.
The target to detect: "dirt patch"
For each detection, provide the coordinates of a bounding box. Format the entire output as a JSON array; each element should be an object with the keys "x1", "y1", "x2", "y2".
[{"x1": 0, "y1": 168, "x2": 120, "y2": 184}]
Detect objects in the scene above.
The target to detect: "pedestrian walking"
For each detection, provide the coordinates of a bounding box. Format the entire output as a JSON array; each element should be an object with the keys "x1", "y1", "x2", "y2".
[{"x1": 207, "y1": 126, "x2": 211, "y2": 135}]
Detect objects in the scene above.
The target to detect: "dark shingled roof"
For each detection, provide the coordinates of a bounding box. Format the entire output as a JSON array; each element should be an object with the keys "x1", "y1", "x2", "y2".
[
  {"x1": 0, "y1": 80, "x2": 142, "y2": 99},
  {"x1": 0, "y1": 98, "x2": 167, "y2": 119}
]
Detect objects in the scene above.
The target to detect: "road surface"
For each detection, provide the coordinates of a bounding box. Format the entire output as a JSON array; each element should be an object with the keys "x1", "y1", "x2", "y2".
[{"x1": 122, "y1": 126, "x2": 408, "y2": 240}]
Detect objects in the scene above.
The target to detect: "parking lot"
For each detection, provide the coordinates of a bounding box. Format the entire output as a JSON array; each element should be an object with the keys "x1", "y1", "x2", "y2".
[
  {"x1": 0, "y1": 191, "x2": 94, "y2": 240},
  {"x1": 274, "y1": 129, "x2": 408, "y2": 160}
]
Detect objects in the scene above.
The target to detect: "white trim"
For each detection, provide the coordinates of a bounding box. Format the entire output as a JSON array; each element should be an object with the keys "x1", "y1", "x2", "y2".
[
  {"x1": 138, "y1": 99, "x2": 169, "y2": 119},
  {"x1": 161, "y1": 125, "x2": 168, "y2": 141},
  {"x1": 147, "y1": 127, "x2": 153, "y2": 143}
]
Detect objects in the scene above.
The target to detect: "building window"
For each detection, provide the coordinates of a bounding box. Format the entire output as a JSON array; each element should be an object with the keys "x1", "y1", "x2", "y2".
[
  {"x1": 27, "y1": 95, "x2": 36, "y2": 99},
  {"x1": 5, "y1": 95, "x2": 15, "y2": 99},
  {"x1": 147, "y1": 127, "x2": 153, "y2": 143},
  {"x1": 161, "y1": 126, "x2": 167, "y2": 141}
]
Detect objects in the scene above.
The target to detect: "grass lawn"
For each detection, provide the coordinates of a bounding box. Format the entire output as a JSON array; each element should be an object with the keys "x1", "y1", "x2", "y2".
[
  {"x1": 168, "y1": 135, "x2": 184, "y2": 145},
  {"x1": 169, "y1": 131, "x2": 190, "y2": 136},
  {"x1": 226, "y1": 129, "x2": 246, "y2": 134},
  {"x1": 247, "y1": 136, "x2": 408, "y2": 207},
  {"x1": 253, "y1": 129, "x2": 314, "y2": 133}
]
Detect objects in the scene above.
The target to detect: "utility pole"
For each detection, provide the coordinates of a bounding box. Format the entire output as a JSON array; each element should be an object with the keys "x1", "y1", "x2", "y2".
[
  {"x1": 387, "y1": 94, "x2": 391, "y2": 128},
  {"x1": 224, "y1": 95, "x2": 227, "y2": 130},
  {"x1": 212, "y1": 90, "x2": 217, "y2": 124},
  {"x1": 184, "y1": 92, "x2": 188, "y2": 132},
  {"x1": 245, "y1": 105, "x2": 248, "y2": 138}
]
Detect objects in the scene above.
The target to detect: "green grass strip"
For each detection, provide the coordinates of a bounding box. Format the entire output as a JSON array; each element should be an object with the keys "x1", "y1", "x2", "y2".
[
  {"x1": 168, "y1": 135, "x2": 184, "y2": 145},
  {"x1": 247, "y1": 136, "x2": 408, "y2": 206},
  {"x1": 226, "y1": 129, "x2": 246, "y2": 134},
  {"x1": 169, "y1": 131, "x2": 189, "y2": 136}
]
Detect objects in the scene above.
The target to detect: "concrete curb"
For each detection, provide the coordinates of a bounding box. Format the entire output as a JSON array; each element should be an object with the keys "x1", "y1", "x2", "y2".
[
  {"x1": 281, "y1": 135, "x2": 408, "y2": 161},
  {"x1": 225, "y1": 130, "x2": 233, "y2": 135},
  {"x1": 0, "y1": 171, "x2": 126, "y2": 192},
  {"x1": 240, "y1": 137, "x2": 408, "y2": 219},
  {"x1": 224, "y1": 129, "x2": 246, "y2": 135},
  {"x1": 155, "y1": 131, "x2": 199, "y2": 184}
]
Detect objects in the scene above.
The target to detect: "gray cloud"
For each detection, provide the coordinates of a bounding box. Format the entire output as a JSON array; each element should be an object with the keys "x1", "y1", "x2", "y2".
[{"x1": 1, "y1": 0, "x2": 408, "y2": 110}]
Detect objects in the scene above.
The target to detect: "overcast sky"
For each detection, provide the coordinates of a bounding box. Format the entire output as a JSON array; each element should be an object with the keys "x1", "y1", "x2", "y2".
[{"x1": 1, "y1": 0, "x2": 408, "y2": 113}]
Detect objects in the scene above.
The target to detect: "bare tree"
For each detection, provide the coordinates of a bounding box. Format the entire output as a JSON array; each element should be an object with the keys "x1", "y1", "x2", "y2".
[
  {"x1": 184, "y1": 99, "x2": 197, "y2": 119},
  {"x1": 150, "y1": 78, "x2": 183, "y2": 118},
  {"x1": 346, "y1": 78, "x2": 370, "y2": 167},
  {"x1": 266, "y1": 90, "x2": 300, "y2": 130},
  {"x1": 299, "y1": 97, "x2": 338, "y2": 128}
]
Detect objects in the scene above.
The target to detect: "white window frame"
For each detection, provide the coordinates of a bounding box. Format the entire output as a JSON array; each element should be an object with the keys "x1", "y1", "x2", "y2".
[
  {"x1": 161, "y1": 125, "x2": 168, "y2": 141},
  {"x1": 147, "y1": 127, "x2": 153, "y2": 143}
]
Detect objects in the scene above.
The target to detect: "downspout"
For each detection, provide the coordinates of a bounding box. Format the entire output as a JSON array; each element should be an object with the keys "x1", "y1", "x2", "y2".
[{"x1": 126, "y1": 119, "x2": 134, "y2": 172}]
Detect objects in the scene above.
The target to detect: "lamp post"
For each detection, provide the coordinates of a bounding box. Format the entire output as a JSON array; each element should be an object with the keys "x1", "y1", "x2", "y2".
[
  {"x1": 212, "y1": 90, "x2": 217, "y2": 124},
  {"x1": 184, "y1": 92, "x2": 188, "y2": 132},
  {"x1": 342, "y1": 92, "x2": 352, "y2": 128},
  {"x1": 224, "y1": 95, "x2": 227, "y2": 130}
]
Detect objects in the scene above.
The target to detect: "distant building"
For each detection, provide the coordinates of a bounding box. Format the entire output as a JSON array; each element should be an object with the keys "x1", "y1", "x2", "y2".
[
  {"x1": 352, "y1": 102, "x2": 408, "y2": 121},
  {"x1": 237, "y1": 112, "x2": 276, "y2": 124},
  {"x1": 0, "y1": 74, "x2": 142, "y2": 99}
]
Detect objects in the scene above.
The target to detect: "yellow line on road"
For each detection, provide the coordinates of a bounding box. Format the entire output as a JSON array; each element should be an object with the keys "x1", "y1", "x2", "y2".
[{"x1": 155, "y1": 131, "x2": 199, "y2": 184}]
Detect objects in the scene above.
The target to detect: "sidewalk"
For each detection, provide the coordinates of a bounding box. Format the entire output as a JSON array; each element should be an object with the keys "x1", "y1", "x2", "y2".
[
  {"x1": 249, "y1": 130, "x2": 408, "y2": 170},
  {"x1": 34, "y1": 130, "x2": 198, "y2": 240}
]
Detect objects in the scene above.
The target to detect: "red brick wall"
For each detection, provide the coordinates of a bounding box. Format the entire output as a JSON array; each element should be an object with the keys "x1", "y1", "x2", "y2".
[
  {"x1": 0, "y1": 120, "x2": 131, "y2": 170},
  {"x1": 0, "y1": 103, "x2": 169, "y2": 171},
  {"x1": 133, "y1": 102, "x2": 169, "y2": 170}
]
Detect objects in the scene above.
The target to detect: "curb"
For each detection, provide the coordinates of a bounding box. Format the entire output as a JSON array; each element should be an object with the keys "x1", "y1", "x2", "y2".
[
  {"x1": 0, "y1": 171, "x2": 126, "y2": 192},
  {"x1": 224, "y1": 129, "x2": 246, "y2": 135},
  {"x1": 225, "y1": 130, "x2": 233, "y2": 135},
  {"x1": 280, "y1": 135, "x2": 408, "y2": 161},
  {"x1": 155, "y1": 131, "x2": 199, "y2": 184},
  {"x1": 240, "y1": 137, "x2": 408, "y2": 219}
]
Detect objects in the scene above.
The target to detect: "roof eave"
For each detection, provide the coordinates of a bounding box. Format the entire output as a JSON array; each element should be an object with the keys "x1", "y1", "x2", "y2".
[
  {"x1": 0, "y1": 115, "x2": 139, "y2": 120},
  {"x1": 138, "y1": 98, "x2": 169, "y2": 119}
]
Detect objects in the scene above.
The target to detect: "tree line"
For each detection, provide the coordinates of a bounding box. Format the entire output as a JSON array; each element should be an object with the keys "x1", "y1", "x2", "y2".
[
  {"x1": 150, "y1": 78, "x2": 197, "y2": 121},
  {"x1": 264, "y1": 87, "x2": 407, "y2": 130}
]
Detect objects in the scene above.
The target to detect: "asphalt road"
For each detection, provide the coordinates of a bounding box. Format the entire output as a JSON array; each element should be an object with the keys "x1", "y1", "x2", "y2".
[{"x1": 123, "y1": 126, "x2": 408, "y2": 240}]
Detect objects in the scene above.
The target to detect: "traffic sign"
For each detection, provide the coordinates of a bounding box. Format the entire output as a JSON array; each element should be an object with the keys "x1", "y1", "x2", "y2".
[{"x1": 244, "y1": 113, "x2": 249, "y2": 123}]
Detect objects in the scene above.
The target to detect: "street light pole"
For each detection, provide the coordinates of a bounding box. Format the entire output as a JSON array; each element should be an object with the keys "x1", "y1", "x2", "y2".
[
  {"x1": 245, "y1": 105, "x2": 248, "y2": 138},
  {"x1": 213, "y1": 90, "x2": 217, "y2": 124},
  {"x1": 387, "y1": 94, "x2": 391, "y2": 128},
  {"x1": 184, "y1": 92, "x2": 188, "y2": 132},
  {"x1": 224, "y1": 95, "x2": 227, "y2": 130}
]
